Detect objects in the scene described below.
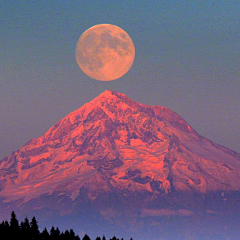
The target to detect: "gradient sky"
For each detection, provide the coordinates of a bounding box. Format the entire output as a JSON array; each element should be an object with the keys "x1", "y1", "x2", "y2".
[{"x1": 1, "y1": 1, "x2": 240, "y2": 160}]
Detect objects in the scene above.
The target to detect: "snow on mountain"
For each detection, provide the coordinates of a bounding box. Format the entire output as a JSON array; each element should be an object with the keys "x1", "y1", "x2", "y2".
[{"x1": 1, "y1": 90, "x2": 240, "y2": 239}]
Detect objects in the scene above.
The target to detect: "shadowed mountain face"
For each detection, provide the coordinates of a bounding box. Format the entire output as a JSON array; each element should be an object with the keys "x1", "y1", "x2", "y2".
[{"x1": 1, "y1": 90, "x2": 240, "y2": 239}]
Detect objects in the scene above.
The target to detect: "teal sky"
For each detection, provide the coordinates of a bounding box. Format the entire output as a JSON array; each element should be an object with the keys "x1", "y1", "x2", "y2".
[{"x1": 1, "y1": 1, "x2": 240, "y2": 159}]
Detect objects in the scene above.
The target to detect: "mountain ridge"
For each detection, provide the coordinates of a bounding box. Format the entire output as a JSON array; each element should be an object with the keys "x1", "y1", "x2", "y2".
[
  {"x1": 1, "y1": 90, "x2": 240, "y2": 239},
  {"x1": 1, "y1": 90, "x2": 240, "y2": 198}
]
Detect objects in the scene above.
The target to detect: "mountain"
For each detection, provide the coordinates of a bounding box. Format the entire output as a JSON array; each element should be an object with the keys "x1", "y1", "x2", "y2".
[{"x1": 1, "y1": 90, "x2": 240, "y2": 239}]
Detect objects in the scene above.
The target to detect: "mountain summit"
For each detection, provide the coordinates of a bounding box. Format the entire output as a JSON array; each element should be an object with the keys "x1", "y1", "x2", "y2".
[{"x1": 1, "y1": 90, "x2": 240, "y2": 239}]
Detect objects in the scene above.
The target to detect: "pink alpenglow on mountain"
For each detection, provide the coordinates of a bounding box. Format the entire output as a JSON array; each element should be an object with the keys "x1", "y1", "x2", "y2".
[{"x1": 1, "y1": 90, "x2": 240, "y2": 240}]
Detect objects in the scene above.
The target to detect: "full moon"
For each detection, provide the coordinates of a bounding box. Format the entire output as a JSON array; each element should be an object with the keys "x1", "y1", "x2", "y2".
[{"x1": 75, "y1": 24, "x2": 135, "y2": 81}]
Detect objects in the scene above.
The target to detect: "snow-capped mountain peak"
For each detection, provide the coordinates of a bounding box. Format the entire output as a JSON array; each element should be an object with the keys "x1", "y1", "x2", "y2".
[{"x1": 0, "y1": 90, "x2": 240, "y2": 239}]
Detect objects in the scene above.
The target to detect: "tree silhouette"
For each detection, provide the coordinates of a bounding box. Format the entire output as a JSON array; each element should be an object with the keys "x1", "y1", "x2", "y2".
[
  {"x1": 10, "y1": 211, "x2": 19, "y2": 229},
  {"x1": 63, "y1": 229, "x2": 70, "y2": 239},
  {"x1": 69, "y1": 229, "x2": 78, "y2": 240},
  {"x1": 10, "y1": 211, "x2": 20, "y2": 239},
  {"x1": 82, "y1": 234, "x2": 91, "y2": 240},
  {"x1": 30, "y1": 216, "x2": 40, "y2": 239},
  {"x1": 50, "y1": 226, "x2": 61, "y2": 239},
  {"x1": 41, "y1": 227, "x2": 50, "y2": 240},
  {"x1": 110, "y1": 236, "x2": 118, "y2": 240},
  {"x1": 0, "y1": 221, "x2": 9, "y2": 239},
  {"x1": 0, "y1": 212, "x2": 130, "y2": 240},
  {"x1": 21, "y1": 217, "x2": 30, "y2": 230},
  {"x1": 20, "y1": 217, "x2": 31, "y2": 239},
  {"x1": 102, "y1": 235, "x2": 106, "y2": 240}
]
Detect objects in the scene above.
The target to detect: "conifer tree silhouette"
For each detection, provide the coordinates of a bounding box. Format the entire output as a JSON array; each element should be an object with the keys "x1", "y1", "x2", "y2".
[
  {"x1": 102, "y1": 235, "x2": 106, "y2": 240},
  {"x1": 110, "y1": 236, "x2": 118, "y2": 240},
  {"x1": 82, "y1": 234, "x2": 91, "y2": 240},
  {"x1": 64, "y1": 229, "x2": 70, "y2": 238},
  {"x1": 30, "y1": 216, "x2": 40, "y2": 239},
  {"x1": 69, "y1": 229, "x2": 77, "y2": 240},
  {"x1": 10, "y1": 211, "x2": 20, "y2": 239},
  {"x1": 10, "y1": 211, "x2": 19, "y2": 229},
  {"x1": 0, "y1": 212, "x2": 128, "y2": 240},
  {"x1": 41, "y1": 227, "x2": 50, "y2": 240},
  {"x1": 20, "y1": 217, "x2": 31, "y2": 239},
  {"x1": 50, "y1": 226, "x2": 61, "y2": 239},
  {"x1": 0, "y1": 220, "x2": 9, "y2": 239}
]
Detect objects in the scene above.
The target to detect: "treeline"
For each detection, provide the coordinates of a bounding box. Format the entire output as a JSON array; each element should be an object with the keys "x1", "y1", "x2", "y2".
[{"x1": 0, "y1": 212, "x2": 132, "y2": 240}]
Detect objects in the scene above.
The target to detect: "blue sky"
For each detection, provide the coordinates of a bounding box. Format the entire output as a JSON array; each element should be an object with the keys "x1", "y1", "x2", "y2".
[{"x1": 1, "y1": 1, "x2": 240, "y2": 159}]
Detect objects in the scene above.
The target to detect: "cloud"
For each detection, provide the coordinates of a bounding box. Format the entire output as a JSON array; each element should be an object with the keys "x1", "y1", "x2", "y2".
[
  {"x1": 205, "y1": 209, "x2": 219, "y2": 215},
  {"x1": 141, "y1": 208, "x2": 194, "y2": 217}
]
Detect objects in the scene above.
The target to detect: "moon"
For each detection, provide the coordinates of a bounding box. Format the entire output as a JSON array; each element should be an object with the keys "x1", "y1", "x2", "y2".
[{"x1": 75, "y1": 24, "x2": 135, "y2": 81}]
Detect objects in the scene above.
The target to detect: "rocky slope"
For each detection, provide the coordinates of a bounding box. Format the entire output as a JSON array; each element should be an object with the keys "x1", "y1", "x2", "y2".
[{"x1": 1, "y1": 90, "x2": 240, "y2": 239}]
